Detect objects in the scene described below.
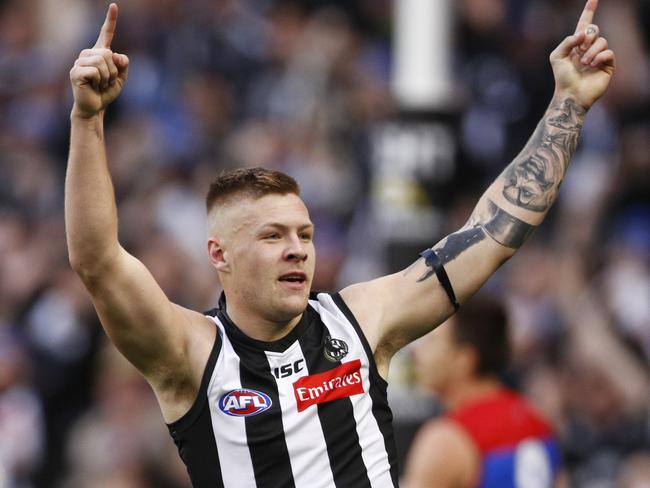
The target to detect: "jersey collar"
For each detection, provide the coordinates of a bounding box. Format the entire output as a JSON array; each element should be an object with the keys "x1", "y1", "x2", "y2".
[{"x1": 215, "y1": 292, "x2": 316, "y2": 353}]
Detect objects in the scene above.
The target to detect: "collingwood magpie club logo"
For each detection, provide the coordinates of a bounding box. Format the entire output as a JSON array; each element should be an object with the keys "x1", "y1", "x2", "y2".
[{"x1": 323, "y1": 335, "x2": 348, "y2": 362}]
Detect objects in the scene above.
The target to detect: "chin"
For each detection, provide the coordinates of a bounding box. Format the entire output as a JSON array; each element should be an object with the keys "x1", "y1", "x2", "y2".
[
  {"x1": 286, "y1": 293, "x2": 310, "y2": 312},
  {"x1": 275, "y1": 293, "x2": 309, "y2": 321}
]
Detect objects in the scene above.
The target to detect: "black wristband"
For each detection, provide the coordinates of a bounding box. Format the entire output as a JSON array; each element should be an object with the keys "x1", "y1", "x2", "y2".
[{"x1": 420, "y1": 248, "x2": 460, "y2": 312}]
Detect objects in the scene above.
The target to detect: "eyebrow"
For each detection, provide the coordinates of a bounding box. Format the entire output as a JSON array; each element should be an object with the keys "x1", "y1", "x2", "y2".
[{"x1": 258, "y1": 222, "x2": 315, "y2": 232}]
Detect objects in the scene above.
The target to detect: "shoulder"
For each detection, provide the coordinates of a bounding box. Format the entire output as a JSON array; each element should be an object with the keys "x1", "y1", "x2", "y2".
[
  {"x1": 413, "y1": 417, "x2": 480, "y2": 458},
  {"x1": 338, "y1": 282, "x2": 384, "y2": 348},
  {"x1": 310, "y1": 291, "x2": 358, "y2": 320},
  {"x1": 152, "y1": 305, "x2": 218, "y2": 423},
  {"x1": 308, "y1": 291, "x2": 371, "y2": 353},
  {"x1": 404, "y1": 417, "x2": 480, "y2": 488}
]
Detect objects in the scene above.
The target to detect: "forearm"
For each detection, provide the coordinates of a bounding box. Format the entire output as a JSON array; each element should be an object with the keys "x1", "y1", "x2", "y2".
[
  {"x1": 393, "y1": 6, "x2": 612, "y2": 335},
  {"x1": 485, "y1": 93, "x2": 586, "y2": 226},
  {"x1": 437, "y1": 94, "x2": 586, "y2": 261},
  {"x1": 65, "y1": 111, "x2": 120, "y2": 274},
  {"x1": 416, "y1": 94, "x2": 586, "y2": 307}
]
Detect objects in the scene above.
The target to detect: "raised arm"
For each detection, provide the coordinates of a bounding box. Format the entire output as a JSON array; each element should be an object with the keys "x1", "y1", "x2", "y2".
[
  {"x1": 67, "y1": 4, "x2": 128, "y2": 269},
  {"x1": 66, "y1": 4, "x2": 213, "y2": 421},
  {"x1": 341, "y1": 0, "x2": 615, "y2": 373}
]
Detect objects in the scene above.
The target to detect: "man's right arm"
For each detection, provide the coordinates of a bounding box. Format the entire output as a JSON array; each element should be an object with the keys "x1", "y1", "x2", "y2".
[
  {"x1": 66, "y1": 113, "x2": 203, "y2": 383},
  {"x1": 65, "y1": 4, "x2": 214, "y2": 420}
]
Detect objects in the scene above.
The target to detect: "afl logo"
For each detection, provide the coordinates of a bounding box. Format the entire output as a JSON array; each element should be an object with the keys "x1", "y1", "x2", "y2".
[
  {"x1": 219, "y1": 389, "x2": 272, "y2": 417},
  {"x1": 324, "y1": 335, "x2": 349, "y2": 362}
]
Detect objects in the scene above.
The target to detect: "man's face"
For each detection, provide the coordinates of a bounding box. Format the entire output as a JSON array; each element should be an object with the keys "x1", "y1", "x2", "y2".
[
  {"x1": 209, "y1": 193, "x2": 316, "y2": 324},
  {"x1": 502, "y1": 148, "x2": 558, "y2": 212}
]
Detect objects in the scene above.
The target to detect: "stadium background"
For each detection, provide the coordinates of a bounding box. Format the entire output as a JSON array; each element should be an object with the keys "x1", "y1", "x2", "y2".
[{"x1": 0, "y1": 0, "x2": 649, "y2": 486}]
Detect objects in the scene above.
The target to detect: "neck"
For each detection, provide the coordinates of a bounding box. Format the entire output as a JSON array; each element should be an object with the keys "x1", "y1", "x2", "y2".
[
  {"x1": 224, "y1": 295, "x2": 303, "y2": 342},
  {"x1": 442, "y1": 376, "x2": 502, "y2": 411}
]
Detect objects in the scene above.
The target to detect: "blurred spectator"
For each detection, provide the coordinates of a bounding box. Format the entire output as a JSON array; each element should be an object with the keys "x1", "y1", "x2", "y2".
[
  {"x1": 0, "y1": 332, "x2": 44, "y2": 487},
  {"x1": 62, "y1": 345, "x2": 187, "y2": 488},
  {"x1": 617, "y1": 452, "x2": 650, "y2": 488}
]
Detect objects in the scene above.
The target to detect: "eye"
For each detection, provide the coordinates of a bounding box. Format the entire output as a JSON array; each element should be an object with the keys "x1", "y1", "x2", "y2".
[
  {"x1": 264, "y1": 233, "x2": 281, "y2": 240},
  {"x1": 300, "y1": 232, "x2": 313, "y2": 242}
]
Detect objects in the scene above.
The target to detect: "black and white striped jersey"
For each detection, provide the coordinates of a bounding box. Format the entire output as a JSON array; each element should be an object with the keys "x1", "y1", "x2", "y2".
[{"x1": 167, "y1": 292, "x2": 399, "y2": 488}]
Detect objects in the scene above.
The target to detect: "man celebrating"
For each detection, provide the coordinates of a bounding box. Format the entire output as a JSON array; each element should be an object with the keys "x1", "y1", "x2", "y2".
[{"x1": 66, "y1": 1, "x2": 614, "y2": 487}]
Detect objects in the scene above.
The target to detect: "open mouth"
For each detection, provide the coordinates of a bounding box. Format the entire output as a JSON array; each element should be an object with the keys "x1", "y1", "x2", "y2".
[{"x1": 278, "y1": 272, "x2": 307, "y2": 285}]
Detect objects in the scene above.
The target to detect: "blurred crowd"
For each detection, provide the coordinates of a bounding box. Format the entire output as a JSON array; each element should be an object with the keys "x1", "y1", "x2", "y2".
[{"x1": 0, "y1": 0, "x2": 648, "y2": 486}]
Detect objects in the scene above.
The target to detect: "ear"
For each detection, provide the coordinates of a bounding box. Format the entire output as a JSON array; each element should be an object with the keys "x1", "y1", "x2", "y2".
[{"x1": 208, "y1": 237, "x2": 230, "y2": 273}]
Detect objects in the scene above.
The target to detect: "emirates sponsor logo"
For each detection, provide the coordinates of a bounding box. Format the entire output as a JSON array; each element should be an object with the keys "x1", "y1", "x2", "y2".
[{"x1": 293, "y1": 359, "x2": 364, "y2": 412}]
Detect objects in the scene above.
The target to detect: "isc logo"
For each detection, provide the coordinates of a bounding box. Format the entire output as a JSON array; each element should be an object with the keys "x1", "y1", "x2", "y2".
[
  {"x1": 219, "y1": 389, "x2": 272, "y2": 417},
  {"x1": 272, "y1": 359, "x2": 304, "y2": 379}
]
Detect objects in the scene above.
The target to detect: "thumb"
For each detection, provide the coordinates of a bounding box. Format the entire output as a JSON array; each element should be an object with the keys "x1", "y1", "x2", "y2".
[{"x1": 550, "y1": 32, "x2": 586, "y2": 61}]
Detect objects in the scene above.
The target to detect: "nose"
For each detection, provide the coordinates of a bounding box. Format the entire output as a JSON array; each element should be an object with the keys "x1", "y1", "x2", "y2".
[{"x1": 284, "y1": 235, "x2": 308, "y2": 262}]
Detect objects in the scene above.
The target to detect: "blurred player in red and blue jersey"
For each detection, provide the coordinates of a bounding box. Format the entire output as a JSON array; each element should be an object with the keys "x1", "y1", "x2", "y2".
[{"x1": 405, "y1": 296, "x2": 561, "y2": 488}]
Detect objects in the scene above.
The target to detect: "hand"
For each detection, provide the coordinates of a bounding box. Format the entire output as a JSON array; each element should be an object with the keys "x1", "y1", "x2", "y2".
[
  {"x1": 69, "y1": 3, "x2": 129, "y2": 118},
  {"x1": 549, "y1": 0, "x2": 615, "y2": 110}
]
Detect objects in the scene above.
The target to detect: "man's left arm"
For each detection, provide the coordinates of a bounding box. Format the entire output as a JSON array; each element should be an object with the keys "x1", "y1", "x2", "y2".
[{"x1": 341, "y1": 0, "x2": 615, "y2": 370}]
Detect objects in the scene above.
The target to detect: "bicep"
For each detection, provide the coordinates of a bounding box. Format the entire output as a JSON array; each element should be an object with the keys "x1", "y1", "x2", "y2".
[
  {"x1": 344, "y1": 195, "x2": 525, "y2": 353},
  {"x1": 80, "y1": 246, "x2": 197, "y2": 379},
  {"x1": 408, "y1": 234, "x2": 507, "y2": 332},
  {"x1": 343, "y1": 233, "x2": 511, "y2": 354}
]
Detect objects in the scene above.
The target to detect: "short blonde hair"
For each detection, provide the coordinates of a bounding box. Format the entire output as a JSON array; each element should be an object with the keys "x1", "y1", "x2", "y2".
[{"x1": 206, "y1": 167, "x2": 300, "y2": 212}]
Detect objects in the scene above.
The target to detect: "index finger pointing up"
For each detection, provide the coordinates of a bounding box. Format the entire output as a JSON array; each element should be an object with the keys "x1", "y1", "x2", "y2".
[
  {"x1": 94, "y1": 3, "x2": 118, "y2": 49},
  {"x1": 575, "y1": 0, "x2": 598, "y2": 34}
]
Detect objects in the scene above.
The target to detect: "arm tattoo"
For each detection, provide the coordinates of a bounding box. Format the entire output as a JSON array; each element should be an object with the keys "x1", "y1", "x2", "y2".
[
  {"x1": 414, "y1": 225, "x2": 486, "y2": 282},
  {"x1": 431, "y1": 226, "x2": 486, "y2": 267},
  {"x1": 407, "y1": 198, "x2": 536, "y2": 282},
  {"x1": 482, "y1": 199, "x2": 536, "y2": 248},
  {"x1": 406, "y1": 100, "x2": 581, "y2": 287},
  {"x1": 502, "y1": 97, "x2": 586, "y2": 212}
]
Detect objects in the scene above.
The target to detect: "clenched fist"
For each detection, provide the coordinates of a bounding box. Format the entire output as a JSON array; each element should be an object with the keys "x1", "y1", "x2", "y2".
[{"x1": 70, "y1": 3, "x2": 129, "y2": 118}]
